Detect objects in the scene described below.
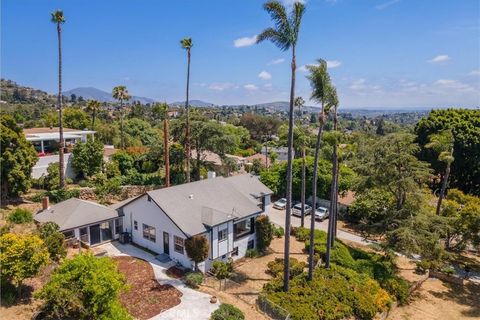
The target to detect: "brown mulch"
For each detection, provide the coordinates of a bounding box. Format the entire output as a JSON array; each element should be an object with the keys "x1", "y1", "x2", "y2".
[
  {"x1": 114, "y1": 256, "x2": 182, "y2": 320},
  {"x1": 166, "y1": 265, "x2": 186, "y2": 279}
]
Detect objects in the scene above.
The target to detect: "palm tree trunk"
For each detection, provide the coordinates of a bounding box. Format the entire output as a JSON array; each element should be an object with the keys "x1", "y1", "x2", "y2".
[
  {"x1": 92, "y1": 110, "x2": 96, "y2": 130},
  {"x1": 185, "y1": 49, "x2": 191, "y2": 183},
  {"x1": 164, "y1": 118, "x2": 170, "y2": 187},
  {"x1": 436, "y1": 163, "x2": 451, "y2": 215},
  {"x1": 300, "y1": 145, "x2": 306, "y2": 228},
  {"x1": 120, "y1": 101, "x2": 125, "y2": 149},
  {"x1": 57, "y1": 23, "x2": 65, "y2": 190},
  {"x1": 334, "y1": 165, "x2": 339, "y2": 238},
  {"x1": 283, "y1": 45, "x2": 296, "y2": 292},
  {"x1": 326, "y1": 105, "x2": 338, "y2": 267},
  {"x1": 308, "y1": 107, "x2": 325, "y2": 281}
]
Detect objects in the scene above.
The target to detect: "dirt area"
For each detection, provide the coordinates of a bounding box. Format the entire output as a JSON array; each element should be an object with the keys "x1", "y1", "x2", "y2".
[
  {"x1": 114, "y1": 256, "x2": 182, "y2": 320},
  {"x1": 389, "y1": 278, "x2": 480, "y2": 320}
]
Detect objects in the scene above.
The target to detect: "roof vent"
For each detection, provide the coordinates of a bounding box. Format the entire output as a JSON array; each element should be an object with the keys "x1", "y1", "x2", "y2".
[{"x1": 188, "y1": 194, "x2": 194, "y2": 199}]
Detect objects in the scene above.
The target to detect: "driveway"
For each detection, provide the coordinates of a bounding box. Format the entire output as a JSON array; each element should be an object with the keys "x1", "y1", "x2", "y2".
[
  {"x1": 266, "y1": 206, "x2": 372, "y2": 246},
  {"x1": 96, "y1": 242, "x2": 220, "y2": 320}
]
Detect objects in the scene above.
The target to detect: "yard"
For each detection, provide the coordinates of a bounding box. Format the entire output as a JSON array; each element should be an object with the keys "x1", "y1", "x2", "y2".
[{"x1": 114, "y1": 256, "x2": 183, "y2": 320}]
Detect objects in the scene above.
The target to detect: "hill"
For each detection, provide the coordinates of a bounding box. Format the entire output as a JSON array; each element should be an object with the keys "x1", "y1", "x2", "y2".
[
  {"x1": 64, "y1": 87, "x2": 156, "y2": 104},
  {"x1": 170, "y1": 100, "x2": 215, "y2": 107},
  {"x1": 0, "y1": 79, "x2": 55, "y2": 104}
]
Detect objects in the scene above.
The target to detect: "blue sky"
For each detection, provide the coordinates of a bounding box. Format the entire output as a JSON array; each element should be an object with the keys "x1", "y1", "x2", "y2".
[{"x1": 2, "y1": 0, "x2": 479, "y2": 108}]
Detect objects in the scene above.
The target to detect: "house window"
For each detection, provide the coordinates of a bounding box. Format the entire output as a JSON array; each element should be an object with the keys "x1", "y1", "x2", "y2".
[
  {"x1": 218, "y1": 228, "x2": 228, "y2": 242},
  {"x1": 63, "y1": 230, "x2": 75, "y2": 239},
  {"x1": 134, "y1": 220, "x2": 138, "y2": 230},
  {"x1": 232, "y1": 247, "x2": 239, "y2": 256},
  {"x1": 115, "y1": 218, "x2": 123, "y2": 235},
  {"x1": 142, "y1": 224, "x2": 156, "y2": 242},
  {"x1": 247, "y1": 240, "x2": 255, "y2": 250},
  {"x1": 234, "y1": 218, "x2": 254, "y2": 240},
  {"x1": 174, "y1": 236, "x2": 185, "y2": 254}
]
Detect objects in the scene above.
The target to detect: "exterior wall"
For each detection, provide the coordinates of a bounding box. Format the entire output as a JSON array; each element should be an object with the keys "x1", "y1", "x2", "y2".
[
  {"x1": 210, "y1": 222, "x2": 234, "y2": 259},
  {"x1": 32, "y1": 153, "x2": 75, "y2": 179},
  {"x1": 122, "y1": 195, "x2": 192, "y2": 269},
  {"x1": 232, "y1": 215, "x2": 259, "y2": 260}
]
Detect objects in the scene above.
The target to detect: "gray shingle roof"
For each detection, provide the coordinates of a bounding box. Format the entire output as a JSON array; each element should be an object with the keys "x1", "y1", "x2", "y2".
[
  {"x1": 34, "y1": 198, "x2": 120, "y2": 231},
  {"x1": 142, "y1": 175, "x2": 269, "y2": 237}
]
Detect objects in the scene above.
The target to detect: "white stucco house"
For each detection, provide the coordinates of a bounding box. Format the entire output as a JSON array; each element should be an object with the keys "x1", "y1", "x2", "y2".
[{"x1": 115, "y1": 174, "x2": 272, "y2": 272}]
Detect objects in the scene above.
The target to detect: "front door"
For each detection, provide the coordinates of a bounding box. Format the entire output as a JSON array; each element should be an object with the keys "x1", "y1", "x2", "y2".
[
  {"x1": 163, "y1": 232, "x2": 170, "y2": 255},
  {"x1": 89, "y1": 224, "x2": 101, "y2": 245}
]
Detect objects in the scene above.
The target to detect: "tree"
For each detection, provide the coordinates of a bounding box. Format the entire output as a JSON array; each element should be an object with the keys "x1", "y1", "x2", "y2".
[
  {"x1": 295, "y1": 96, "x2": 307, "y2": 228},
  {"x1": 85, "y1": 100, "x2": 102, "y2": 130},
  {"x1": 256, "y1": 215, "x2": 274, "y2": 252},
  {"x1": 180, "y1": 37, "x2": 193, "y2": 183},
  {"x1": 426, "y1": 130, "x2": 454, "y2": 215},
  {"x1": 112, "y1": 85, "x2": 131, "y2": 149},
  {"x1": 415, "y1": 109, "x2": 480, "y2": 196},
  {"x1": 305, "y1": 59, "x2": 335, "y2": 277},
  {"x1": 72, "y1": 138, "x2": 104, "y2": 178},
  {"x1": 51, "y1": 10, "x2": 66, "y2": 189},
  {"x1": 257, "y1": 0, "x2": 305, "y2": 292},
  {"x1": 0, "y1": 233, "x2": 49, "y2": 296},
  {"x1": 185, "y1": 235, "x2": 209, "y2": 271},
  {"x1": 152, "y1": 103, "x2": 170, "y2": 187},
  {"x1": 0, "y1": 115, "x2": 38, "y2": 198},
  {"x1": 36, "y1": 253, "x2": 131, "y2": 320}
]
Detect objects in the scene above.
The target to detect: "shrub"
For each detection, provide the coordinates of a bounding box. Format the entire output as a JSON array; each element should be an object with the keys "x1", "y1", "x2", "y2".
[
  {"x1": 211, "y1": 303, "x2": 245, "y2": 320},
  {"x1": 272, "y1": 224, "x2": 285, "y2": 238},
  {"x1": 245, "y1": 249, "x2": 259, "y2": 258},
  {"x1": 185, "y1": 235, "x2": 209, "y2": 271},
  {"x1": 211, "y1": 261, "x2": 230, "y2": 280},
  {"x1": 185, "y1": 272, "x2": 203, "y2": 288},
  {"x1": 255, "y1": 215, "x2": 273, "y2": 252},
  {"x1": 46, "y1": 188, "x2": 81, "y2": 203},
  {"x1": 7, "y1": 208, "x2": 33, "y2": 224},
  {"x1": 43, "y1": 232, "x2": 66, "y2": 262},
  {"x1": 267, "y1": 258, "x2": 306, "y2": 279}
]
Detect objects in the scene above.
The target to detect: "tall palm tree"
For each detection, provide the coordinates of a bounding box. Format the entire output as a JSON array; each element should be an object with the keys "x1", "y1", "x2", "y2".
[
  {"x1": 51, "y1": 10, "x2": 66, "y2": 189},
  {"x1": 295, "y1": 96, "x2": 307, "y2": 228},
  {"x1": 85, "y1": 100, "x2": 101, "y2": 130},
  {"x1": 180, "y1": 37, "x2": 193, "y2": 183},
  {"x1": 426, "y1": 130, "x2": 454, "y2": 215},
  {"x1": 257, "y1": 0, "x2": 305, "y2": 292},
  {"x1": 306, "y1": 60, "x2": 334, "y2": 279},
  {"x1": 112, "y1": 86, "x2": 130, "y2": 149}
]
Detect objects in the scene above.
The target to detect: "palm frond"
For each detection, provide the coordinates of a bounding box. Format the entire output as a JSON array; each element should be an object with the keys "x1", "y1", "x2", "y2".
[
  {"x1": 257, "y1": 28, "x2": 290, "y2": 50},
  {"x1": 180, "y1": 38, "x2": 193, "y2": 50},
  {"x1": 264, "y1": 1, "x2": 291, "y2": 39},
  {"x1": 289, "y1": 2, "x2": 305, "y2": 45},
  {"x1": 51, "y1": 10, "x2": 65, "y2": 24}
]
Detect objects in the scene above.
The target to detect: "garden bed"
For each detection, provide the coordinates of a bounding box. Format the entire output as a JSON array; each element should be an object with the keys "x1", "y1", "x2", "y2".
[{"x1": 114, "y1": 256, "x2": 182, "y2": 320}]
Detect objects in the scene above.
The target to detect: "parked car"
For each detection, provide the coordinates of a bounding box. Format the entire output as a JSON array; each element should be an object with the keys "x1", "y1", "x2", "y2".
[
  {"x1": 314, "y1": 206, "x2": 329, "y2": 221},
  {"x1": 273, "y1": 198, "x2": 287, "y2": 210},
  {"x1": 292, "y1": 203, "x2": 312, "y2": 217}
]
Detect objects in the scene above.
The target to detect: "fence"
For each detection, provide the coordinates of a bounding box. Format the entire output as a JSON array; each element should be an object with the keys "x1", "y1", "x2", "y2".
[{"x1": 257, "y1": 294, "x2": 291, "y2": 320}]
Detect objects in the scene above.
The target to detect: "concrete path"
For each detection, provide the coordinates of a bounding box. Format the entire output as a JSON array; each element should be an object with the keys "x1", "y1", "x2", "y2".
[
  {"x1": 98, "y1": 242, "x2": 220, "y2": 320},
  {"x1": 266, "y1": 206, "x2": 374, "y2": 246}
]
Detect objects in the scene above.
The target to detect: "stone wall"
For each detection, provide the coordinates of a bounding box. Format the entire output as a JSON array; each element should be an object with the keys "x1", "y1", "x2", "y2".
[{"x1": 77, "y1": 185, "x2": 160, "y2": 203}]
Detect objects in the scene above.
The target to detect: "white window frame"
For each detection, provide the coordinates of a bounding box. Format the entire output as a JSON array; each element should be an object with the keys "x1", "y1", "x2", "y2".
[
  {"x1": 174, "y1": 236, "x2": 185, "y2": 254},
  {"x1": 142, "y1": 224, "x2": 156, "y2": 242},
  {"x1": 218, "y1": 228, "x2": 228, "y2": 242}
]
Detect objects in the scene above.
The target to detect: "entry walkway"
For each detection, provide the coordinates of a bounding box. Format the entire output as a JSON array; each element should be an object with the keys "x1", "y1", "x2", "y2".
[{"x1": 96, "y1": 242, "x2": 220, "y2": 320}]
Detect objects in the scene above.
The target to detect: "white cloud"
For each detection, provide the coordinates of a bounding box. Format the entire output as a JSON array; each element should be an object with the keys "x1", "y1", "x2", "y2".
[
  {"x1": 468, "y1": 69, "x2": 480, "y2": 76},
  {"x1": 233, "y1": 35, "x2": 257, "y2": 48},
  {"x1": 375, "y1": 0, "x2": 401, "y2": 10},
  {"x1": 433, "y1": 79, "x2": 474, "y2": 92},
  {"x1": 349, "y1": 78, "x2": 367, "y2": 90},
  {"x1": 258, "y1": 71, "x2": 272, "y2": 80},
  {"x1": 264, "y1": 83, "x2": 273, "y2": 88},
  {"x1": 281, "y1": 0, "x2": 306, "y2": 6},
  {"x1": 327, "y1": 60, "x2": 342, "y2": 68},
  {"x1": 268, "y1": 58, "x2": 285, "y2": 65},
  {"x1": 298, "y1": 65, "x2": 309, "y2": 72},
  {"x1": 428, "y1": 54, "x2": 450, "y2": 64},
  {"x1": 208, "y1": 82, "x2": 236, "y2": 91},
  {"x1": 244, "y1": 84, "x2": 258, "y2": 91}
]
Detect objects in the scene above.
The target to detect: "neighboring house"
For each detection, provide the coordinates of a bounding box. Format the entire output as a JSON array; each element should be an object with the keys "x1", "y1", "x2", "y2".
[
  {"x1": 116, "y1": 174, "x2": 272, "y2": 272},
  {"x1": 245, "y1": 153, "x2": 271, "y2": 168},
  {"x1": 24, "y1": 127, "x2": 96, "y2": 179},
  {"x1": 34, "y1": 197, "x2": 123, "y2": 246},
  {"x1": 261, "y1": 146, "x2": 293, "y2": 161},
  {"x1": 191, "y1": 149, "x2": 246, "y2": 176}
]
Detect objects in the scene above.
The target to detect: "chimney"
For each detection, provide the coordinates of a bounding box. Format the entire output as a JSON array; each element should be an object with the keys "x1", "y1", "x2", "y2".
[{"x1": 42, "y1": 197, "x2": 50, "y2": 211}]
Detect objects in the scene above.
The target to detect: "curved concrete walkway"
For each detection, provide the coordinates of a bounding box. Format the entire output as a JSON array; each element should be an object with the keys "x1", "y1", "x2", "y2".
[{"x1": 97, "y1": 242, "x2": 220, "y2": 320}]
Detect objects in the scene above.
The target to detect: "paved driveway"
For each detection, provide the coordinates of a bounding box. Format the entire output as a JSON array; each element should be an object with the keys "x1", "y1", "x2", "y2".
[
  {"x1": 97, "y1": 242, "x2": 220, "y2": 320},
  {"x1": 266, "y1": 206, "x2": 372, "y2": 246}
]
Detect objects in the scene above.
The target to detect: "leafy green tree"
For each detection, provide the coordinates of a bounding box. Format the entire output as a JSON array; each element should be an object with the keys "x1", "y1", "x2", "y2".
[
  {"x1": 85, "y1": 100, "x2": 102, "y2": 130},
  {"x1": 111, "y1": 151, "x2": 134, "y2": 175},
  {"x1": 51, "y1": 9, "x2": 66, "y2": 189},
  {"x1": 426, "y1": 130, "x2": 454, "y2": 215},
  {"x1": 0, "y1": 233, "x2": 49, "y2": 296},
  {"x1": 112, "y1": 85, "x2": 131, "y2": 149},
  {"x1": 415, "y1": 108, "x2": 480, "y2": 195},
  {"x1": 152, "y1": 103, "x2": 170, "y2": 187},
  {"x1": 36, "y1": 253, "x2": 131, "y2": 320},
  {"x1": 185, "y1": 235, "x2": 209, "y2": 271},
  {"x1": 257, "y1": 0, "x2": 305, "y2": 292},
  {"x1": 39, "y1": 222, "x2": 66, "y2": 262},
  {"x1": 180, "y1": 37, "x2": 193, "y2": 183},
  {"x1": 7, "y1": 208, "x2": 33, "y2": 224},
  {"x1": 72, "y1": 138, "x2": 104, "y2": 178},
  {"x1": 0, "y1": 115, "x2": 38, "y2": 198},
  {"x1": 256, "y1": 215, "x2": 274, "y2": 252}
]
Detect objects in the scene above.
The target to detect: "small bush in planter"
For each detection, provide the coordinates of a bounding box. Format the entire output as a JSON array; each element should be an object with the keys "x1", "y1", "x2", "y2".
[
  {"x1": 185, "y1": 272, "x2": 203, "y2": 288},
  {"x1": 7, "y1": 208, "x2": 33, "y2": 224},
  {"x1": 211, "y1": 303, "x2": 245, "y2": 320},
  {"x1": 245, "y1": 249, "x2": 258, "y2": 258}
]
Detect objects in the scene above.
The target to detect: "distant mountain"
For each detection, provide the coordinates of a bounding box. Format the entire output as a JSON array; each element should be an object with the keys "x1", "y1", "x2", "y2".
[
  {"x1": 248, "y1": 101, "x2": 318, "y2": 111},
  {"x1": 170, "y1": 100, "x2": 215, "y2": 107},
  {"x1": 64, "y1": 87, "x2": 156, "y2": 104},
  {"x1": 1, "y1": 79, "x2": 55, "y2": 104}
]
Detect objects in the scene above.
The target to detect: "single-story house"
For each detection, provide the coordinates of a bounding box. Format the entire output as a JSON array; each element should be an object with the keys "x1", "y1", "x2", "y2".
[
  {"x1": 34, "y1": 197, "x2": 123, "y2": 246},
  {"x1": 116, "y1": 174, "x2": 272, "y2": 272},
  {"x1": 260, "y1": 146, "x2": 294, "y2": 161}
]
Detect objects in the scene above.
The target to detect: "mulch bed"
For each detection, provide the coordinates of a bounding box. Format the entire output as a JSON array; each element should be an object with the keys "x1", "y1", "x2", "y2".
[
  {"x1": 166, "y1": 266, "x2": 186, "y2": 279},
  {"x1": 114, "y1": 256, "x2": 182, "y2": 320}
]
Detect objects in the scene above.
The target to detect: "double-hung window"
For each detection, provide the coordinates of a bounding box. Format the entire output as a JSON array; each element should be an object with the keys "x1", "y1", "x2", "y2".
[
  {"x1": 218, "y1": 228, "x2": 228, "y2": 242},
  {"x1": 142, "y1": 224, "x2": 156, "y2": 242},
  {"x1": 174, "y1": 236, "x2": 185, "y2": 254}
]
